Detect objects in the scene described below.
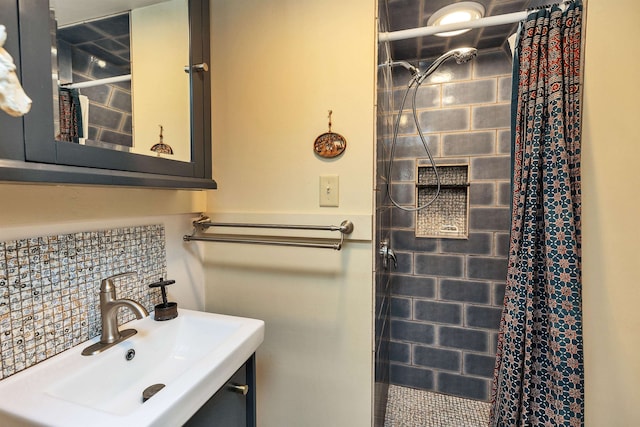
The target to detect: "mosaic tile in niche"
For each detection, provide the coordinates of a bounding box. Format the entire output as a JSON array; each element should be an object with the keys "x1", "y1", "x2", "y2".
[{"x1": 416, "y1": 165, "x2": 469, "y2": 238}]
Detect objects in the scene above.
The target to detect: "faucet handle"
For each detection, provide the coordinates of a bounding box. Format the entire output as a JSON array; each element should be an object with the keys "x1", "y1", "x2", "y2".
[
  {"x1": 149, "y1": 278, "x2": 176, "y2": 306},
  {"x1": 101, "y1": 271, "x2": 138, "y2": 292},
  {"x1": 149, "y1": 278, "x2": 176, "y2": 289},
  {"x1": 149, "y1": 278, "x2": 178, "y2": 321}
]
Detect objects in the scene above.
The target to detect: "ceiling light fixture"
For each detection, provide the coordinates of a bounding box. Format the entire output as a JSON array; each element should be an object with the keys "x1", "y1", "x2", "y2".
[{"x1": 427, "y1": 2, "x2": 485, "y2": 37}]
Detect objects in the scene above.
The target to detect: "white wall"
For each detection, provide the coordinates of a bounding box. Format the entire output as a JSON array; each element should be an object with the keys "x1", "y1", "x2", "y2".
[
  {"x1": 582, "y1": 0, "x2": 640, "y2": 424},
  {"x1": 0, "y1": 184, "x2": 207, "y2": 310},
  {"x1": 206, "y1": 0, "x2": 376, "y2": 425}
]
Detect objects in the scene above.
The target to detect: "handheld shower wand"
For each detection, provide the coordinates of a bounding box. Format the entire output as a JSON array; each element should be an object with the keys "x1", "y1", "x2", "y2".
[
  {"x1": 416, "y1": 47, "x2": 478, "y2": 83},
  {"x1": 383, "y1": 47, "x2": 478, "y2": 212}
]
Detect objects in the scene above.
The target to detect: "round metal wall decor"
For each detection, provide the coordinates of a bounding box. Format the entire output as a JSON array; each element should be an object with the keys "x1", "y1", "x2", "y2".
[{"x1": 314, "y1": 110, "x2": 347, "y2": 158}]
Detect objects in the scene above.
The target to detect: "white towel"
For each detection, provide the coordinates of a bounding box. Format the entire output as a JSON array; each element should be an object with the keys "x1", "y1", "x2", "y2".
[
  {"x1": 507, "y1": 32, "x2": 518, "y2": 58},
  {"x1": 79, "y1": 94, "x2": 89, "y2": 144}
]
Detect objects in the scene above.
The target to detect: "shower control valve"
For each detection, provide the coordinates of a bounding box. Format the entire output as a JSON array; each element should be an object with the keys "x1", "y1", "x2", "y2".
[{"x1": 379, "y1": 239, "x2": 397, "y2": 270}]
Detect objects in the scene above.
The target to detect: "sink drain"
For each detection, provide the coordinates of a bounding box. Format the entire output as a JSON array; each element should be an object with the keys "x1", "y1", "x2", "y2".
[{"x1": 142, "y1": 384, "x2": 166, "y2": 402}]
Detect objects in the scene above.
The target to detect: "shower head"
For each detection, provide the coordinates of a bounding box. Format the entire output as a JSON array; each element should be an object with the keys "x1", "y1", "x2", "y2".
[
  {"x1": 418, "y1": 47, "x2": 478, "y2": 82},
  {"x1": 452, "y1": 47, "x2": 478, "y2": 64}
]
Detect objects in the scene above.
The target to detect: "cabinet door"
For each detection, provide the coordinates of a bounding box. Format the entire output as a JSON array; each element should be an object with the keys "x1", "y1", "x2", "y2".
[
  {"x1": 0, "y1": 0, "x2": 26, "y2": 160},
  {"x1": 185, "y1": 355, "x2": 256, "y2": 427},
  {"x1": 18, "y1": 0, "x2": 193, "y2": 175},
  {"x1": 17, "y1": 0, "x2": 56, "y2": 163},
  {"x1": 0, "y1": 0, "x2": 216, "y2": 188}
]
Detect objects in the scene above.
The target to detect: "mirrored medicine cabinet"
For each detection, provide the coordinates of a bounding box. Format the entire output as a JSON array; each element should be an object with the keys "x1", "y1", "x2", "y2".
[{"x1": 0, "y1": 0, "x2": 215, "y2": 189}]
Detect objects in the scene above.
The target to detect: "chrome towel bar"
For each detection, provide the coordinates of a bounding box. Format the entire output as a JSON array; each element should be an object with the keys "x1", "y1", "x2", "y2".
[{"x1": 183, "y1": 216, "x2": 355, "y2": 250}]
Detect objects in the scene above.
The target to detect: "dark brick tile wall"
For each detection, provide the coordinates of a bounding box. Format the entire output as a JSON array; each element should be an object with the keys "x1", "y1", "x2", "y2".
[
  {"x1": 391, "y1": 208, "x2": 415, "y2": 229},
  {"x1": 442, "y1": 131, "x2": 495, "y2": 156},
  {"x1": 473, "y1": 50, "x2": 512, "y2": 77},
  {"x1": 497, "y1": 129, "x2": 511, "y2": 154},
  {"x1": 441, "y1": 232, "x2": 492, "y2": 255},
  {"x1": 390, "y1": 341, "x2": 411, "y2": 364},
  {"x1": 394, "y1": 85, "x2": 440, "y2": 109},
  {"x1": 469, "y1": 208, "x2": 511, "y2": 231},
  {"x1": 392, "y1": 275, "x2": 435, "y2": 298},
  {"x1": 71, "y1": 49, "x2": 133, "y2": 147},
  {"x1": 391, "y1": 159, "x2": 416, "y2": 182},
  {"x1": 392, "y1": 251, "x2": 414, "y2": 275},
  {"x1": 389, "y1": 183, "x2": 415, "y2": 206},
  {"x1": 438, "y1": 372, "x2": 489, "y2": 401},
  {"x1": 391, "y1": 297, "x2": 411, "y2": 319},
  {"x1": 442, "y1": 80, "x2": 496, "y2": 106},
  {"x1": 440, "y1": 279, "x2": 490, "y2": 304},
  {"x1": 391, "y1": 320, "x2": 435, "y2": 344},
  {"x1": 472, "y1": 104, "x2": 510, "y2": 129},
  {"x1": 414, "y1": 300, "x2": 462, "y2": 325},
  {"x1": 466, "y1": 305, "x2": 503, "y2": 329},
  {"x1": 470, "y1": 156, "x2": 511, "y2": 180},
  {"x1": 495, "y1": 233, "x2": 510, "y2": 257},
  {"x1": 418, "y1": 108, "x2": 470, "y2": 133},
  {"x1": 464, "y1": 353, "x2": 496, "y2": 378},
  {"x1": 375, "y1": 36, "x2": 394, "y2": 424},
  {"x1": 493, "y1": 283, "x2": 506, "y2": 306},
  {"x1": 469, "y1": 183, "x2": 495, "y2": 206},
  {"x1": 498, "y1": 76, "x2": 512, "y2": 102},
  {"x1": 497, "y1": 181, "x2": 512, "y2": 206},
  {"x1": 386, "y1": 50, "x2": 512, "y2": 401},
  {"x1": 468, "y1": 256, "x2": 508, "y2": 281},
  {"x1": 414, "y1": 346, "x2": 461, "y2": 371},
  {"x1": 392, "y1": 229, "x2": 438, "y2": 252},
  {"x1": 415, "y1": 254, "x2": 464, "y2": 277},
  {"x1": 391, "y1": 364, "x2": 435, "y2": 389},
  {"x1": 391, "y1": 135, "x2": 441, "y2": 158},
  {"x1": 439, "y1": 326, "x2": 489, "y2": 352}
]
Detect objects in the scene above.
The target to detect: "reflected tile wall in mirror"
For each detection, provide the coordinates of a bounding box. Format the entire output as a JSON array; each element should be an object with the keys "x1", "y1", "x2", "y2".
[{"x1": 56, "y1": 13, "x2": 133, "y2": 146}]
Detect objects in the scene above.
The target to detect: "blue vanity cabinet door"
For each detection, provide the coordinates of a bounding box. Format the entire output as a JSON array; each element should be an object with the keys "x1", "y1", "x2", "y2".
[{"x1": 185, "y1": 354, "x2": 256, "y2": 427}]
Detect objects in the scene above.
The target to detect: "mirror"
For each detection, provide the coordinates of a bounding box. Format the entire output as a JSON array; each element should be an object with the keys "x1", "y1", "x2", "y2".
[{"x1": 49, "y1": 0, "x2": 191, "y2": 162}]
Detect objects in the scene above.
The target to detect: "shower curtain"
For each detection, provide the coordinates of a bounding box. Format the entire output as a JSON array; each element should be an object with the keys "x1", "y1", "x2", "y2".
[{"x1": 490, "y1": 1, "x2": 584, "y2": 426}]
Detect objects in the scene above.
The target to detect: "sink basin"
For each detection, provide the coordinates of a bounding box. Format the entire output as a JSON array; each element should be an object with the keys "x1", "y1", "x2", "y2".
[{"x1": 0, "y1": 309, "x2": 264, "y2": 427}]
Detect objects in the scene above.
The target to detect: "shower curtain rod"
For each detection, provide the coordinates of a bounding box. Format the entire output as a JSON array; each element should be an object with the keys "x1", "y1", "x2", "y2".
[
  {"x1": 379, "y1": 10, "x2": 529, "y2": 42},
  {"x1": 60, "y1": 74, "x2": 131, "y2": 90}
]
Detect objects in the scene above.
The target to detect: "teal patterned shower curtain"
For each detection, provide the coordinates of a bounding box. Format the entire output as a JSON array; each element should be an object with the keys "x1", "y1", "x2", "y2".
[{"x1": 489, "y1": 1, "x2": 584, "y2": 426}]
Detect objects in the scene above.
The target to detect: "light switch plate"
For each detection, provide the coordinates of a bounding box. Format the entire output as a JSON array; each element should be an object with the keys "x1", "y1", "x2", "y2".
[{"x1": 319, "y1": 175, "x2": 339, "y2": 207}]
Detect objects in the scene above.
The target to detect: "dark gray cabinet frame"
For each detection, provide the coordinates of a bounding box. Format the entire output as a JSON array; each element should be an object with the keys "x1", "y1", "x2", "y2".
[{"x1": 0, "y1": 0, "x2": 216, "y2": 189}]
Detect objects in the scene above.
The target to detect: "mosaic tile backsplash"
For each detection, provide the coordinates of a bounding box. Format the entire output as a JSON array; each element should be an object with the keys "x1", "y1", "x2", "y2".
[{"x1": 0, "y1": 225, "x2": 166, "y2": 380}]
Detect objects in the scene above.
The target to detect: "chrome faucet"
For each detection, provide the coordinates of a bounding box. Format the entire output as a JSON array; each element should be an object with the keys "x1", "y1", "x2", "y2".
[{"x1": 82, "y1": 272, "x2": 149, "y2": 356}]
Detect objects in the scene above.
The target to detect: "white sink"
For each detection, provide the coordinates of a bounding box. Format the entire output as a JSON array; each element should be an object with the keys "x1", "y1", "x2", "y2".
[{"x1": 0, "y1": 309, "x2": 264, "y2": 427}]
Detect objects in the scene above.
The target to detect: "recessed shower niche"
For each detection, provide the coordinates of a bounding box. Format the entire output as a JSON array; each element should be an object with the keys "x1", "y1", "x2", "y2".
[{"x1": 416, "y1": 162, "x2": 469, "y2": 239}]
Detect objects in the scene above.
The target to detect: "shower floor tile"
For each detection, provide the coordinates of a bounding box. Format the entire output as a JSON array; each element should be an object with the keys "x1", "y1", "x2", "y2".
[{"x1": 384, "y1": 385, "x2": 490, "y2": 427}]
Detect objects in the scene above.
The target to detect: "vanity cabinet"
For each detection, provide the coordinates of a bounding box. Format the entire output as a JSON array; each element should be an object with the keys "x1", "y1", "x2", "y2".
[
  {"x1": 0, "y1": 0, "x2": 216, "y2": 189},
  {"x1": 185, "y1": 354, "x2": 257, "y2": 427}
]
